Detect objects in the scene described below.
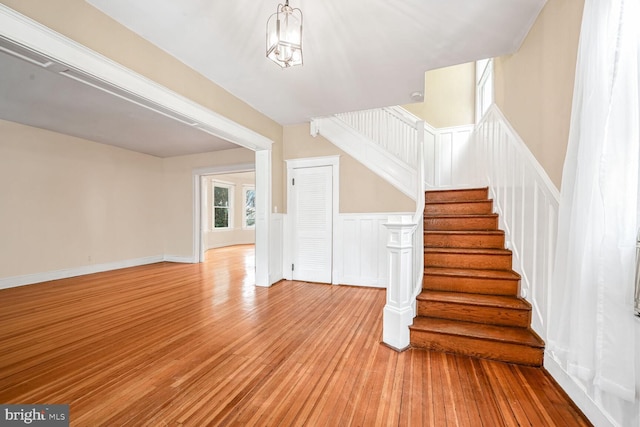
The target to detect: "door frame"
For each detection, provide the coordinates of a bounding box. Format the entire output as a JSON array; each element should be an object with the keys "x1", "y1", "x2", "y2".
[
  {"x1": 192, "y1": 152, "x2": 271, "y2": 288},
  {"x1": 193, "y1": 162, "x2": 255, "y2": 263},
  {"x1": 285, "y1": 155, "x2": 339, "y2": 284}
]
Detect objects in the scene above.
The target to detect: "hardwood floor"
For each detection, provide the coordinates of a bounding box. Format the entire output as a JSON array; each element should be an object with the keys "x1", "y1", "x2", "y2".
[{"x1": 0, "y1": 245, "x2": 591, "y2": 426}]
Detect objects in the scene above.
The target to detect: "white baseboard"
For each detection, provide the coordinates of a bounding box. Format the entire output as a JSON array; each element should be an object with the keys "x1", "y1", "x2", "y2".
[
  {"x1": 544, "y1": 353, "x2": 618, "y2": 427},
  {"x1": 337, "y1": 279, "x2": 386, "y2": 288},
  {"x1": 0, "y1": 255, "x2": 165, "y2": 290},
  {"x1": 163, "y1": 255, "x2": 197, "y2": 263}
]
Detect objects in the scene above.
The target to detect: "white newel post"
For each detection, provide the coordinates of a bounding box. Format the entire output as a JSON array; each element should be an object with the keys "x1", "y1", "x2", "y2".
[{"x1": 383, "y1": 215, "x2": 417, "y2": 351}]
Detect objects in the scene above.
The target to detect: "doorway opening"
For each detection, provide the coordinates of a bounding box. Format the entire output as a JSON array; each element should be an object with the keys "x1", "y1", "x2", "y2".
[{"x1": 200, "y1": 170, "x2": 256, "y2": 266}]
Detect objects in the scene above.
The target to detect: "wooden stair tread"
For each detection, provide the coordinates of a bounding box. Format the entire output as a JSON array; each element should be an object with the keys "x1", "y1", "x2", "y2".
[
  {"x1": 424, "y1": 213, "x2": 498, "y2": 218},
  {"x1": 425, "y1": 187, "x2": 489, "y2": 202},
  {"x1": 424, "y1": 267, "x2": 521, "y2": 280},
  {"x1": 425, "y1": 199, "x2": 493, "y2": 206},
  {"x1": 418, "y1": 290, "x2": 530, "y2": 310},
  {"x1": 425, "y1": 230, "x2": 504, "y2": 236},
  {"x1": 417, "y1": 187, "x2": 544, "y2": 365},
  {"x1": 424, "y1": 247, "x2": 511, "y2": 256},
  {"x1": 411, "y1": 317, "x2": 544, "y2": 348}
]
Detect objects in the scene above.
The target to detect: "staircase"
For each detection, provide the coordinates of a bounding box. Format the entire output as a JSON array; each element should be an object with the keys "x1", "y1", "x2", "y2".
[{"x1": 409, "y1": 187, "x2": 545, "y2": 366}]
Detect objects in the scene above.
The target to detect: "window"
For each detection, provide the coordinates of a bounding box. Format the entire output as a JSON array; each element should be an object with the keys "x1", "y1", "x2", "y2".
[
  {"x1": 243, "y1": 185, "x2": 256, "y2": 228},
  {"x1": 476, "y1": 58, "x2": 494, "y2": 122},
  {"x1": 212, "y1": 181, "x2": 234, "y2": 230}
]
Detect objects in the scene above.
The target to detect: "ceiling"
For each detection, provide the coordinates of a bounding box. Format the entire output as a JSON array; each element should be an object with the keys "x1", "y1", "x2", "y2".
[
  {"x1": 0, "y1": 46, "x2": 237, "y2": 157},
  {"x1": 0, "y1": 1, "x2": 545, "y2": 157},
  {"x1": 87, "y1": 0, "x2": 546, "y2": 125}
]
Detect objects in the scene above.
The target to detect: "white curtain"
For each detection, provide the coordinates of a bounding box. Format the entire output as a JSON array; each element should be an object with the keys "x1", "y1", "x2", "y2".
[{"x1": 548, "y1": 0, "x2": 640, "y2": 423}]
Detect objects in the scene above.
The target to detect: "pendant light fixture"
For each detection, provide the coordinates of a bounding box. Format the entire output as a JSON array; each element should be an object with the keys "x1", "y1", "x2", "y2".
[{"x1": 266, "y1": 0, "x2": 303, "y2": 68}]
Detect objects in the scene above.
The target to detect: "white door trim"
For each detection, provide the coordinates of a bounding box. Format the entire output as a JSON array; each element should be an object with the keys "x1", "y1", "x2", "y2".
[
  {"x1": 254, "y1": 150, "x2": 272, "y2": 287},
  {"x1": 192, "y1": 153, "x2": 271, "y2": 287},
  {"x1": 285, "y1": 156, "x2": 340, "y2": 284}
]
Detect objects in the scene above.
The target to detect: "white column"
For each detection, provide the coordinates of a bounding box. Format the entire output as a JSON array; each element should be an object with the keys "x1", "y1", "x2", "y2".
[
  {"x1": 383, "y1": 215, "x2": 417, "y2": 351},
  {"x1": 255, "y1": 149, "x2": 271, "y2": 287}
]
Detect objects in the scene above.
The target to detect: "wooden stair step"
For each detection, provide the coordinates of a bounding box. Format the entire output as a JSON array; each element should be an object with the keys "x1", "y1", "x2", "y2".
[
  {"x1": 425, "y1": 230, "x2": 505, "y2": 249},
  {"x1": 417, "y1": 290, "x2": 531, "y2": 327},
  {"x1": 425, "y1": 187, "x2": 489, "y2": 203},
  {"x1": 424, "y1": 200, "x2": 494, "y2": 215},
  {"x1": 410, "y1": 317, "x2": 544, "y2": 366},
  {"x1": 424, "y1": 247, "x2": 512, "y2": 270},
  {"x1": 424, "y1": 267, "x2": 520, "y2": 296},
  {"x1": 424, "y1": 214, "x2": 498, "y2": 231}
]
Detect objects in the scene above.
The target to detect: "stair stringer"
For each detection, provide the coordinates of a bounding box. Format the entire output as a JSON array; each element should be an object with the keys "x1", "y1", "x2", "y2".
[{"x1": 310, "y1": 116, "x2": 417, "y2": 200}]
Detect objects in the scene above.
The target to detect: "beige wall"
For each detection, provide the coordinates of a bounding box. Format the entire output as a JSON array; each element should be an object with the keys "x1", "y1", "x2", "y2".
[
  {"x1": 1, "y1": 0, "x2": 285, "y2": 213},
  {"x1": 494, "y1": 0, "x2": 584, "y2": 188},
  {"x1": 204, "y1": 172, "x2": 255, "y2": 250},
  {"x1": 0, "y1": 119, "x2": 164, "y2": 278},
  {"x1": 283, "y1": 124, "x2": 415, "y2": 213},
  {"x1": 162, "y1": 148, "x2": 255, "y2": 258},
  {"x1": 0, "y1": 119, "x2": 411, "y2": 278},
  {"x1": 403, "y1": 63, "x2": 476, "y2": 128}
]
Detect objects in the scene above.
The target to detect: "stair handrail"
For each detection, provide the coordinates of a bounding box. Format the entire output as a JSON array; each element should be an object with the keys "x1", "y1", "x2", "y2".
[{"x1": 413, "y1": 121, "x2": 425, "y2": 306}]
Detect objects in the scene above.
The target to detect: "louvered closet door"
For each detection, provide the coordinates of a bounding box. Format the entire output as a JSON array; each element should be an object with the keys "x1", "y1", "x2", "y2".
[{"x1": 291, "y1": 166, "x2": 333, "y2": 283}]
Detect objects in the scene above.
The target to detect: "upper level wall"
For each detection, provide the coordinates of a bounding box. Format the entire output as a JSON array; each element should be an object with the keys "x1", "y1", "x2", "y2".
[
  {"x1": 402, "y1": 63, "x2": 476, "y2": 128},
  {"x1": 494, "y1": 0, "x2": 585, "y2": 189}
]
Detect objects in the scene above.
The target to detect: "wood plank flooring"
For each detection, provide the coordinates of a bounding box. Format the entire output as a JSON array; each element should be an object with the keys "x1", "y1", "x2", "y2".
[{"x1": 0, "y1": 245, "x2": 591, "y2": 426}]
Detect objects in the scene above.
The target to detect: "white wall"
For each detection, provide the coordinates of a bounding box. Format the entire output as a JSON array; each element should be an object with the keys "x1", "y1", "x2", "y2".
[{"x1": 424, "y1": 124, "x2": 476, "y2": 189}]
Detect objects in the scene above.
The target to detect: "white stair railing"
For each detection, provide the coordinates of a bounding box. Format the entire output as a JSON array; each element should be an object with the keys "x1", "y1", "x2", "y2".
[
  {"x1": 312, "y1": 107, "x2": 421, "y2": 200},
  {"x1": 412, "y1": 122, "x2": 425, "y2": 309},
  {"x1": 335, "y1": 107, "x2": 420, "y2": 169}
]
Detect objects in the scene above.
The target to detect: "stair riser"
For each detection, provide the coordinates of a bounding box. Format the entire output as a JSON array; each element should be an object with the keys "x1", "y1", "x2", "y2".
[
  {"x1": 425, "y1": 253, "x2": 512, "y2": 270},
  {"x1": 425, "y1": 233, "x2": 504, "y2": 249},
  {"x1": 425, "y1": 188, "x2": 488, "y2": 203},
  {"x1": 423, "y1": 274, "x2": 519, "y2": 296},
  {"x1": 424, "y1": 201, "x2": 493, "y2": 215},
  {"x1": 424, "y1": 217, "x2": 498, "y2": 231},
  {"x1": 410, "y1": 330, "x2": 543, "y2": 366},
  {"x1": 417, "y1": 301, "x2": 531, "y2": 327}
]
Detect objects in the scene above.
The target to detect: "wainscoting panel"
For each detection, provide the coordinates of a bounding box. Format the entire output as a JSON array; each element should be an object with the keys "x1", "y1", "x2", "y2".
[
  {"x1": 424, "y1": 124, "x2": 480, "y2": 189},
  {"x1": 472, "y1": 106, "x2": 560, "y2": 341},
  {"x1": 335, "y1": 213, "x2": 412, "y2": 287}
]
